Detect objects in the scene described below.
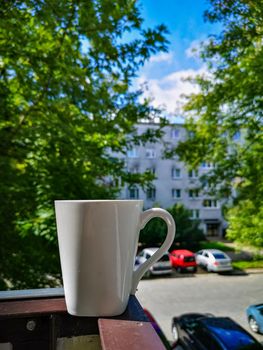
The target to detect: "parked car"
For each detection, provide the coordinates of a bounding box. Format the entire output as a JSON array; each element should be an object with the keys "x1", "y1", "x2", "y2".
[
  {"x1": 169, "y1": 249, "x2": 197, "y2": 273},
  {"x1": 246, "y1": 303, "x2": 263, "y2": 334},
  {"x1": 172, "y1": 313, "x2": 263, "y2": 349},
  {"x1": 135, "y1": 248, "x2": 172, "y2": 277},
  {"x1": 195, "y1": 249, "x2": 232, "y2": 272}
]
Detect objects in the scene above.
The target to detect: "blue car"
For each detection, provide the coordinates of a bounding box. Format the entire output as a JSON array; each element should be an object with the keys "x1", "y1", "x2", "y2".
[
  {"x1": 247, "y1": 304, "x2": 263, "y2": 334},
  {"x1": 172, "y1": 313, "x2": 263, "y2": 349}
]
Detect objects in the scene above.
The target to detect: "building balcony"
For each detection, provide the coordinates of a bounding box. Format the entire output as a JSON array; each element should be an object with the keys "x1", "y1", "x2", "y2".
[{"x1": 0, "y1": 288, "x2": 168, "y2": 350}]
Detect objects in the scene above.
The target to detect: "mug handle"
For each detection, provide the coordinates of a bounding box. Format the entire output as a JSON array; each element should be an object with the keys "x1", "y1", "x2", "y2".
[{"x1": 131, "y1": 208, "x2": 176, "y2": 294}]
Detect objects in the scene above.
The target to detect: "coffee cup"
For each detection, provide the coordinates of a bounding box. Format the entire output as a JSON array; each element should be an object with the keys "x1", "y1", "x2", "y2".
[{"x1": 55, "y1": 200, "x2": 175, "y2": 316}]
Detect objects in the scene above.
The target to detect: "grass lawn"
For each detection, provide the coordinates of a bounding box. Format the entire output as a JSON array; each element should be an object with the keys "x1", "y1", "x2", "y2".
[
  {"x1": 233, "y1": 259, "x2": 263, "y2": 270},
  {"x1": 198, "y1": 241, "x2": 235, "y2": 252}
]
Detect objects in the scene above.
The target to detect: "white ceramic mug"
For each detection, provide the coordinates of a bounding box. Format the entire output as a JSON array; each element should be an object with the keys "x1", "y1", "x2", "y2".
[{"x1": 55, "y1": 200, "x2": 175, "y2": 316}]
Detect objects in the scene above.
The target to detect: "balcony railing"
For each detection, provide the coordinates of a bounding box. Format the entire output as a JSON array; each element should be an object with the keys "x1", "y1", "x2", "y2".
[{"x1": 0, "y1": 288, "x2": 167, "y2": 350}]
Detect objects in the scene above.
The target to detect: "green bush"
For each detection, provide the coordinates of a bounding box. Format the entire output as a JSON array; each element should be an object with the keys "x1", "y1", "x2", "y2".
[{"x1": 139, "y1": 204, "x2": 205, "y2": 249}]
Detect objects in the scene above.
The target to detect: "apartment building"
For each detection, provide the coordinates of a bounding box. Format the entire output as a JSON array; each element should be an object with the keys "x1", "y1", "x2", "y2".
[{"x1": 117, "y1": 123, "x2": 227, "y2": 237}]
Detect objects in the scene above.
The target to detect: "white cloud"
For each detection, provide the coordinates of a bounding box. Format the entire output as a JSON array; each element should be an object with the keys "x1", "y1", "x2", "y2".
[
  {"x1": 185, "y1": 38, "x2": 211, "y2": 60},
  {"x1": 185, "y1": 40, "x2": 202, "y2": 59},
  {"x1": 137, "y1": 66, "x2": 208, "y2": 114},
  {"x1": 149, "y1": 52, "x2": 173, "y2": 64}
]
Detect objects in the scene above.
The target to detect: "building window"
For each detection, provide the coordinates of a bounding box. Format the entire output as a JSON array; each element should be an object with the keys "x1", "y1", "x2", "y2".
[
  {"x1": 201, "y1": 162, "x2": 214, "y2": 169},
  {"x1": 200, "y1": 177, "x2": 209, "y2": 188},
  {"x1": 203, "y1": 199, "x2": 218, "y2": 208},
  {"x1": 172, "y1": 188, "x2": 181, "y2": 199},
  {"x1": 145, "y1": 148, "x2": 156, "y2": 159},
  {"x1": 190, "y1": 209, "x2": 200, "y2": 219},
  {"x1": 171, "y1": 128, "x2": 180, "y2": 139},
  {"x1": 188, "y1": 170, "x2": 199, "y2": 178},
  {"x1": 127, "y1": 148, "x2": 138, "y2": 158},
  {"x1": 189, "y1": 189, "x2": 199, "y2": 198},
  {"x1": 129, "y1": 186, "x2": 139, "y2": 199},
  {"x1": 130, "y1": 166, "x2": 139, "y2": 174},
  {"x1": 146, "y1": 167, "x2": 156, "y2": 175},
  {"x1": 146, "y1": 186, "x2": 156, "y2": 200},
  {"x1": 171, "y1": 167, "x2": 181, "y2": 179}
]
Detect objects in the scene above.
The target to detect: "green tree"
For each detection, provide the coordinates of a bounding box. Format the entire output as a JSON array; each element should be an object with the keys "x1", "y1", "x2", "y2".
[
  {"x1": 139, "y1": 217, "x2": 166, "y2": 247},
  {"x1": 168, "y1": 204, "x2": 204, "y2": 248},
  {"x1": 175, "y1": 0, "x2": 263, "y2": 248},
  {"x1": 0, "y1": 1, "x2": 169, "y2": 289},
  {"x1": 139, "y1": 204, "x2": 204, "y2": 248},
  {"x1": 227, "y1": 200, "x2": 263, "y2": 248}
]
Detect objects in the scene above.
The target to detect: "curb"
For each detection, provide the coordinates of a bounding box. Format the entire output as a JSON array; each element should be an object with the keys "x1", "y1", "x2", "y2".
[
  {"x1": 193, "y1": 268, "x2": 263, "y2": 276},
  {"x1": 244, "y1": 268, "x2": 263, "y2": 274}
]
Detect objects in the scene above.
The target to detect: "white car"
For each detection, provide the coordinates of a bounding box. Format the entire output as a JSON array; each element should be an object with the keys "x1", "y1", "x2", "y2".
[
  {"x1": 195, "y1": 249, "x2": 233, "y2": 272},
  {"x1": 134, "y1": 247, "x2": 172, "y2": 277}
]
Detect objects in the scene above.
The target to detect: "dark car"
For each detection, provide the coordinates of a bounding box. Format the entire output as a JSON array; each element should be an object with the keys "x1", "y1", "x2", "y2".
[
  {"x1": 247, "y1": 304, "x2": 263, "y2": 334},
  {"x1": 172, "y1": 313, "x2": 263, "y2": 350}
]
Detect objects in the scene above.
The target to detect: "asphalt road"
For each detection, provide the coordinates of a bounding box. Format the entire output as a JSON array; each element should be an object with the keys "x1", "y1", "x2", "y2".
[{"x1": 136, "y1": 271, "x2": 263, "y2": 344}]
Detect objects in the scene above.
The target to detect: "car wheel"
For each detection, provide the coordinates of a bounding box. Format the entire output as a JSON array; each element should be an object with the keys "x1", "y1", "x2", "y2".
[
  {"x1": 249, "y1": 316, "x2": 259, "y2": 333},
  {"x1": 144, "y1": 269, "x2": 151, "y2": 279},
  {"x1": 176, "y1": 267, "x2": 182, "y2": 273},
  {"x1": 172, "y1": 324, "x2": 179, "y2": 341},
  {"x1": 199, "y1": 263, "x2": 206, "y2": 270}
]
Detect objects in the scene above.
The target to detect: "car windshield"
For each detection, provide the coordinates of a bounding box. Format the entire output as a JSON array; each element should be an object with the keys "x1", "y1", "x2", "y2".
[
  {"x1": 158, "y1": 254, "x2": 170, "y2": 262},
  {"x1": 184, "y1": 256, "x2": 195, "y2": 262},
  {"x1": 212, "y1": 253, "x2": 227, "y2": 259},
  {"x1": 204, "y1": 319, "x2": 259, "y2": 350}
]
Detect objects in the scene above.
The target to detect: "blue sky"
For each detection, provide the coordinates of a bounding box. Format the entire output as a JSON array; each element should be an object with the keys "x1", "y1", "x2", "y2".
[{"x1": 136, "y1": 0, "x2": 221, "y2": 114}]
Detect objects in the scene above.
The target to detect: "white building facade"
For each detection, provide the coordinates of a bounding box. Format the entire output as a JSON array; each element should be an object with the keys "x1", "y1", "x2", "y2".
[{"x1": 116, "y1": 123, "x2": 227, "y2": 237}]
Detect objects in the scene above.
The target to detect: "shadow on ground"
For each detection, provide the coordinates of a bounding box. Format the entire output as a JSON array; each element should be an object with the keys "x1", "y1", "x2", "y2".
[{"x1": 219, "y1": 268, "x2": 248, "y2": 276}]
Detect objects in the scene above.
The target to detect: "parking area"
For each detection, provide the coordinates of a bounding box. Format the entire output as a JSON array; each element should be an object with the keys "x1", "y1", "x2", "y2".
[{"x1": 136, "y1": 271, "x2": 263, "y2": 344}]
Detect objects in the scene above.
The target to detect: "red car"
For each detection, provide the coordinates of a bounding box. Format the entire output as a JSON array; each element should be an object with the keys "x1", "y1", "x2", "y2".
[{"x1": 169, "y1": 249, "x2": 197, "y2": 273}]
